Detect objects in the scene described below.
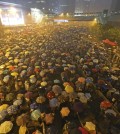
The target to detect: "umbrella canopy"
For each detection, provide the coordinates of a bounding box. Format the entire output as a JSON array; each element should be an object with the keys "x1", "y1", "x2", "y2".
[
  {"x1": 52, "y1": 85, "x2": 62, "y2": 95},
  {"x1": 13, "y1": 99, "x2": 23, "y2": 106},
  {"x1": 0, "y1": 110, "x2": 8, "y2": 121},
  {"x1": 7, "y1": 105, "x2": 18, "y2": 115},
  {"x1": 16, "y1": 114, "x2": 29, "y2": 126},
  {"x1": 11, "y1": 72, "x2": 19, "y2": 77},
  {"x1": 5, "y1": 93, "x2": 14, "y2": 101},
  {"x1": 36, "y1": 96, "x2": 46, "y2": 104},
  {"x1": 78, "y1": 77, "x2": 85, "y2": 83},
  {"x1": 0, "y1": 121, "x2": 13, "y2": 133},
  {"x1": 60, "y1": 107, "x2": 70, "y2": 117},
  {"x1": 46, "y1": 91, "x2": 55, "y2": 100},
  {"x1": 31, "y1": 109, "x2": 41, "y2": 121},
  {"x1": 25, "y1": 92, "x2": 33, "y2": 99},
  {"x1": 41, "y1": 81, "x2": 47, "y2": 87},
  {"x1": 0, "y1": 104, "x2": 9, "y2": 112},
  {"x1": 44, "y1": 113, "x2": 54, "y2": 124},
  {"x1": 65, "y1": 85, "x2": 74, "y2": 93},
  {"x1": 73, "y1": 102, "x2": 84, "y2": 113},
  {"x1": 49, "y1": 98, "x2": 58, "y2": 108},
  {"x1": 85, "y1": 122, "x2": 96, "y2": 131},
  {"x1": 100, "y1": 101, "x2": 112, "y2": 109}
]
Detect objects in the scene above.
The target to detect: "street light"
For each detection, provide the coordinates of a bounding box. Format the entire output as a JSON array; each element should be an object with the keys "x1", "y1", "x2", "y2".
[
  {"x1": 60, "y1": 13, "x2": 64, "y2": 17},
  {"x1": 66, "y1": 13, "x2": 69, "y2": 17}
]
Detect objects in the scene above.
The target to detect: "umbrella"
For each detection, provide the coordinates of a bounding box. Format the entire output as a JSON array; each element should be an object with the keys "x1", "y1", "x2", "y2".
[
  {"x1": 41, "y1": 81, "x2": 47, "y2": 87},
  {"x1": 19, "y1": 125, "x2": 27, "y2": 134},
  {"x1": 102, "y1": 66, "x2": 109, "y2": 70},
  {"x1": 44, "y1": 113, "x2": 54, "y2": 125},
  {"x1": 69, "y1": 92, "x2": 77, "y2": 101},
  {"x1": 54, "y1": 79, "x2": 60, "y2": 84},
  {"x1": 3, "y1": 75, "x2": 10, "y2": 83},
  {"x1": 100, "y1": 101, "x2": 112, "y2": 109},
  {"x1": 7, "y1": 105, "x2": 18, "y2": 115},
  {"x1": 78, "y1": 77, "x2": 85, "y2": 83},
  {"x1": 30, "y1": 103, "x2": 38, "y2": 110},
  {"x1": 63, "y1": 82, "x2": 70, "y2": 87},
  {"x1": 46, "y1": 91, "x2": 55, "y2": 100},
  {"x1": 0, "y1": 110, "x2": 8, "y2": 121},
  {"x1": 0, "y1": 121, "x2": 13, "y2": 133},
  {"x1": 0, "y1": 64, "x2": 5, "y2": 69},
  {"x1": 60, "y1": 107, "x2": 70, "y2": 117},
  {"x1": 30, "y1": 76, "x2": 37, "y2": 84},
  {"x1": 13, "y1": 99, "x2": 23, "y2": 106},
  {"x1": 49, "y1": 98, "x2": 58, "y2": 108},
  {"x1": 36, "y1": 96, "x2": 46, "y2": 104},
  {"x1": 73, "y1": 102, "x2": 84, "y2": 113},
  {"x1": 105, "y1": 109, "x2": 117, "y2": 117},
  {"x1": 93, "y1": 59, "x2": 98, "y2": 63},
  {"x1": 85, "y1": 122, "x2": 96, "y2": 131},
  {"x1": 31, "y1": 109, "x2": 41, "y2": 121},
  {"x1": 98, "y1": 80, "x2": 105, "y2": 85},
  {"x1": 65, "y1": 85, "x2": 74, "y2": 93},
  {"x1": 16, "y1": 114, "x2": 29, "y2": 126},
  {"x1": 25, "y1": 92, "x2": 33, "y2": 99},
  {"x1": 6, "y1": 93, "x2": 14, "y2": 101},
  {"x1": 111, "y1": 67, "x2": 120, "y2": 71},
  {"x1": 52, "y1": 85, "x2": 62, "y2": 95},
  {"x1": 11, "y1": 72, "x2": 18, "y2": 77},
  {"x1": 86, "y1": 77, "x2": 93, "y2": 83},
  {"x1": 0, "y1": 104, "x2": 9, "y2": 112}
]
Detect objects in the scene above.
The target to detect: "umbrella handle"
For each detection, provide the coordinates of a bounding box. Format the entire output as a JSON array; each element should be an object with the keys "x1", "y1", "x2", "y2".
[
  {"x1": 77, "y1": 112, "x2": 83, "y2": 127},
  {"x1": 42, "y1": 122, "x2": 45, "y2": 134}
]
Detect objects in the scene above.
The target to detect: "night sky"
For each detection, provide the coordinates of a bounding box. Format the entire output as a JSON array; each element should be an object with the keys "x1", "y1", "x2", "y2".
[{"x1": 0, "y1": 0, "x2": 112, "y2": 13}]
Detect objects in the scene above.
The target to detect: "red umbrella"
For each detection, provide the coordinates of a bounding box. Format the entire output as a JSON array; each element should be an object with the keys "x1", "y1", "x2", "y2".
[
  {"x1": 100, "y1": 101, "x2": 112, "y2": 109},
  {"x1": 103, "y1": 39, "x2": 117, "y2": 46}
]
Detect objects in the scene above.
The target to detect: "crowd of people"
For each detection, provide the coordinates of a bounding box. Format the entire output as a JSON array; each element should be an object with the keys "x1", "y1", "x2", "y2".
[{"x1": 0, "y1": 23, "x2": 120, "y2": 134}]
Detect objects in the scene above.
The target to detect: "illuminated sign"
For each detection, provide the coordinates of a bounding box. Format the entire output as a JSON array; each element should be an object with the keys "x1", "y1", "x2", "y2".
[
  {"x1": 0, "y1": 7, "x2": 24, "y2": 26},
  {"x1": 31, "y1": 8, "x2": 43, "y2": 23}
]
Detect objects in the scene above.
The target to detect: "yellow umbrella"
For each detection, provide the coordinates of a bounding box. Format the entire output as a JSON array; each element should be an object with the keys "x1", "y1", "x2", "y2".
[
  {"x1": 41, "y1": 81, "x2": 47, "y2": 87},
  {"x1": 103, "y1": 66, "x2": 109, "y2": 70},
  {"x1": 85, "y1": 122, "x2": 96, "y2": 131},
  {"x1": 6, "y1": 48, "x2": 11, "y2": 52},
  {"x1": 60, "y1": 107, "x2": 70, "y2": 117},
  {"x1": 0, "y1": 65, "x2": 5, "y2": 69},
  {"x1": 5, "y1": 62, "x2": 10, "y2": 66},
  {"x1": 19, "y1": 126, "x2": 27, "y2": 134},
  {"x1": 30, "y1": 75, "x2": 35, "y2": 78},
  {"x1": 11, "y1": 72, "x2": 19, "y2": 77},
  {"x1": 0, "y1": 104, "x2": 9, "y2": 112},
  {"x1": 5, "y1": 52, "x2": 10, "y2": 57},
  {"x1": 65, "y1": 85, "x2": 74, "y2": 93},
  {"x1": 0, "y1": 121, "x2": 13, "y2": 133},
  {"x1": 22, "y1": 66, "x2": 27, "y2": 69},
  {"x1": 14, "y1": 59, "x2": 19, "y2": 64}
]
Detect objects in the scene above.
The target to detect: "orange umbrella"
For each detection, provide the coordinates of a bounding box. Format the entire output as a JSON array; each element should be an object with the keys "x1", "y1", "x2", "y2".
[
  {"x1": 78, "y1": 77, "x2": 85, "y2": 83},
  {"x1": 44, "y1": 114, "x2": 54, "y2": 125},
  {"x1": 60, "y1": 107, "x2": 70, "y2": 117}
]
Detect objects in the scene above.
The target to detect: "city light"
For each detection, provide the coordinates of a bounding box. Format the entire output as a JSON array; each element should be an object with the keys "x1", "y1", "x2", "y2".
[
  {"x1": 9, "y1": 7, "x2": 17, "y2": 14},
  {"x1": 66, "y1": 13, "x2": 69, "y2": 17},
  {"x1": 0, "y1": 7, "x2": 24, "y2": 26},
  {"x1": 59, "y1": 13, "x2": 64, "y2": 17}
]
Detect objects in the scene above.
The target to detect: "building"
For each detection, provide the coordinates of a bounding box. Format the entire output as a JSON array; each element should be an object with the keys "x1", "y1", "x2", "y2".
[
  {"x1": 75, "y1": 0, "x2": 112, "y2": 14},
  {"x1": 0, "y1": 1, "x2": 24, "y2": 26},
  {"x1": 110, "y1": 0, "x2": 120, "y2": 13},
  {"x1": 59, "y1": 0, "x2": 75, "y2": 14}
]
